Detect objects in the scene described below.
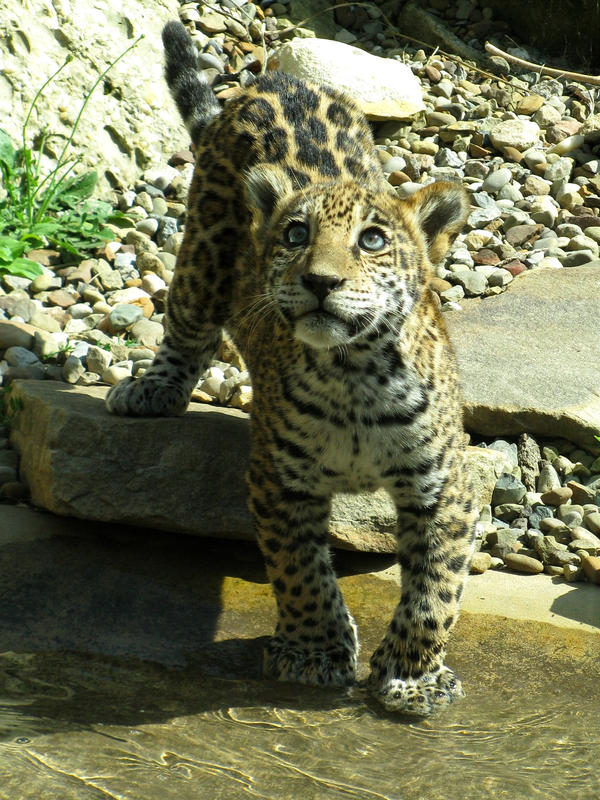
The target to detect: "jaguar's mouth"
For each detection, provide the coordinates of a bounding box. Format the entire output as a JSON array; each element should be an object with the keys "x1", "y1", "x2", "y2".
[
  {"x1": 293, "y1": 309, "x2": 350, "y2": 348},
  {"x1": 296, "y1": 308, "x2": 338, "y2": 322}
]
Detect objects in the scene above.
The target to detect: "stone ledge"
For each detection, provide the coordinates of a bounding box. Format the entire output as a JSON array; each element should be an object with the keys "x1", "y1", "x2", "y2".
[
  {"x1": 445, "y1": 264, "x2": 600, "y2": 448},
  {"x1": 8, "y1": 381, "x2": 503, "y2": 552}
]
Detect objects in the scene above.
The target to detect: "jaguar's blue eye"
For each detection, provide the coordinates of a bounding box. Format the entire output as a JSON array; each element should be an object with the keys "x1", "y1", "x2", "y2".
[
  {"x1": 359, "y1": 227, "x2": 387, "y2": 252},
  {"x1": 285, "y1": 222, "x2": 309, "y2": 246}
]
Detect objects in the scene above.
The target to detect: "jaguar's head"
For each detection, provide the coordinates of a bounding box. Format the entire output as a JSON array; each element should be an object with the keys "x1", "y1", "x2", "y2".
[{"x1": 245, "y1": 170, "x2": 469, "y2": 350}]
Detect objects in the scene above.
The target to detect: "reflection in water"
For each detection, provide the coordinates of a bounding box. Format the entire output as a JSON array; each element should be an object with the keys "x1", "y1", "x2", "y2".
[{"x1": 0, "y1": 527, "x2": 598, "y2": 799}]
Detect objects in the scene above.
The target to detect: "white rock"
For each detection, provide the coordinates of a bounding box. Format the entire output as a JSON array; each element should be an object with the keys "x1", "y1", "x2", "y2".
[
  {"x1": 114, "y1": 251, "x2": 136, "y2": 270},
  {"x1": 63, "y1": 319, "x2": 92, "y2": 335},
  {"x1": 584, "y1": 226, "x2": 600, "y2": 243},
  {"x1": 200, "y1": 376, "x2": 224, "y2": 398},
  {"x1": 205, "y1": 366, "x2": 225, "y2": 381},
  {"x1": 489, "y1": 119, "x2": 541, "y2": 151},
  {"x1": 271, "y1": 38, "x2": 425, "y2": 120},
  {"x1": 547, "y1": 134, "x2": 585, "y2": 156},
  {"x1": 113, "y1": 360, "x2": 134, "y2": 371},
  {"x1": 62, "y1": 355, "x2": 85, "y2": 384},
  {"x1": 534, "y1": 257, "x2": 563, "y2": 270},
  {"x1": 141, "y1": 273, "x2": 167, "y2": 296},
  {"x1": 497, "y1": 183, "x2": 523, "y2": 203},
  {"x1": 218, "y1": 376, "x2": 239, "y2": 404},
  {"x1": 69, "y1": 303, "x2": 94, "y2": 319},
  {"x1": 566, "y1": 234, "x2": 599, "y2": 252},
  {"x1": 554, "y1": 183, "x2": 584, "y2": 209},
  {"x1": 451, "y1": 247, "x2": 474, "y2": 265},
  {"x1": 529, "y1": 195, "x2": 559, "y2": 226},
  {"x1": 86, "y1": 346, "x2": 113, "y2": 374},
  {"x1": 136, "y1": 218, "x2": 159, "y2": 237},
  {"x1": 106, "y1": 287, "x2": 151, "y2": 305},
  {"x1": 440, "y1": 285, "x2": 465, "y2": 302},
  {"x1": 481, "y1": 167, "x2": 511, "y2": 193},
  {"x1": 70, "y1": 341, "x2": 91, "y2": 359},
  {"x1": 102, "y1": 365, "x2": 133, "y2": 385},
  {"x1": 432, "y1": 78, "x2": 454, "y2": 100},
  {"x1": 129, "y1": 319, "x2": 164, "y2": 347},
  {"x1": 522, "y1": 148, "x2": 547, "y2": 169},
  {"x1": 382, "y1": 156, "x2": 407, "y2": 173},
  {"x1": 532, "y1": 104, "x2": 561, "y2": 126},
  {"x1": 32, "y1": 330, "x2": 66, "y2": 359},
  {"x1": 144, "y1": 166, "x2": 180, "y2": 192}
]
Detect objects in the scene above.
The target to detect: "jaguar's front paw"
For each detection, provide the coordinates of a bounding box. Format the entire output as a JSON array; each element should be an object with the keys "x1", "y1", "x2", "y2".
[
  {"x1": 368, "y1": 665, "x2": 464, "y2": 716},
  {"x1": 106, "y1": 375, "x2": 189, "y2": 417},
  {"x1": 263, "y1": 636, "x2": 358, "y2": 688}
]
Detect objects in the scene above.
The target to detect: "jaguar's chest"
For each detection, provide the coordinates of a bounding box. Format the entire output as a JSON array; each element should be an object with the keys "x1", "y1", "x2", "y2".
[{"x1": 264, "y1": 359, "x2": 436, "y2": 493}]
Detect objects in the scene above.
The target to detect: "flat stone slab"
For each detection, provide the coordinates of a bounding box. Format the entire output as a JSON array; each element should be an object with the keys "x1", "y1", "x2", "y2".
[
  {"x1": 9, "y1": 382, "x2": 396, "y2": 550},
  {"x1": 8, "y1": 381, "x2": 504, "y2": 551},
  {"x1": 445, "y1": 264, "x2": 600, "y2": 447}
]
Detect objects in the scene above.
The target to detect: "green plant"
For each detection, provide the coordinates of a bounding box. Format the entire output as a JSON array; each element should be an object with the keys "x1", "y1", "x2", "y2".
[
  {"x1": 0, "y1": 387, "x2": 23, "y2": 424},
  {"x1": 40, "y1": 340, "x2": 75, "y2": 362},
  {"x1": 0, "y1": 38, "x2": 141, "y2": 279}
]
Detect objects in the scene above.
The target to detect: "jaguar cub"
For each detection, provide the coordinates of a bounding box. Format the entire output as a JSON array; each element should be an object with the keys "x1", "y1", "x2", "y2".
[{"x1": 107, "y1": 21, "x2": 477, "y2": 715}]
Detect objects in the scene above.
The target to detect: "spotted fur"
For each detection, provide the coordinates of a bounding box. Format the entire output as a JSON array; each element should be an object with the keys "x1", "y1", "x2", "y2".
[{"x1": 106, "y1": 22, "x2": 477, "y2": 715}]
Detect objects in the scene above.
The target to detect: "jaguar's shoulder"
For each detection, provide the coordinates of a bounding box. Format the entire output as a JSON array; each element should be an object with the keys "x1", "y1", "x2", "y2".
[{"x1": 196, "y1": 71, "x2": 386, "y2": 190}]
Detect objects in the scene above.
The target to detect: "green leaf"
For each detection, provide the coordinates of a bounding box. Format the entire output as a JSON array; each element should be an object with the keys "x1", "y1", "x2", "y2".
[
  {"x1": 0, "y1": 129, "x2": 16, "y2": 171},
  {"x1": 45, "y1": 235, "x2": 81, "y2": 256},
  {"x1": 0, "y1": 236, "x2": 28, "y2": 259},
  {"x1": 106, "y1": 211, "x2": 135, "y2": 228},
  {"x1": 28, "y1": 220, "x2": 61, "y2": 236},
  {"x1": 81, "y1": 198, "x2": 112, "y2": 217},
  {"x1": 55, "y1": 171, "x2": 98, "y2": 206},
  {"x1": 0, "y1": 256, "x2": 43, "y2": 279}
]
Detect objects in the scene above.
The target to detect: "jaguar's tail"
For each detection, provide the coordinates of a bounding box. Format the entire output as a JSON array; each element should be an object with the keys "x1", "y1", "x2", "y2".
[{"x1": 162, "y1": 21, "x2": 221, "y2": 146}]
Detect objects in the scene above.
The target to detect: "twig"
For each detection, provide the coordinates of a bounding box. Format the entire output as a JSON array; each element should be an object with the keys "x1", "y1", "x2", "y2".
[{"x1": 485, "y1": 42, "x2": 600, "y2": 87}]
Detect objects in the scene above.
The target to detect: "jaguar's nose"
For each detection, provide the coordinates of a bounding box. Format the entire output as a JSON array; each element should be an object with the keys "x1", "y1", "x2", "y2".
[{"x1": 301, "y1": 273, "x2": 345, "y2": 303}]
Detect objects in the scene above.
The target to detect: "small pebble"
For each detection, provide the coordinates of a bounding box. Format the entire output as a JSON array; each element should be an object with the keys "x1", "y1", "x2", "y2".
[
  {"x1": 102, "y1": 365, "x2": 133, "y2": 385},
  {"x1": 470, "y1": 551, "x2": 493, "y2": 574},
  {"x1": 503, "y1": 553, "x2": 544, "y2": 574},
  {"x1": 540, "y1": 486, "x2": 573, "y2": 506}
]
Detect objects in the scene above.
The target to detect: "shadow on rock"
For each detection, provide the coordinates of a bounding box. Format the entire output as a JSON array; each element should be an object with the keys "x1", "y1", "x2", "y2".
[{"x1": 0, "y1": 513, "x2": 374, "y2": 741}]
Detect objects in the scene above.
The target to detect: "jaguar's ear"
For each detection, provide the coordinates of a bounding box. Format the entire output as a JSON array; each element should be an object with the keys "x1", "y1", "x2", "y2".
[
  {"x1": 406, "y1": 181, "x2": 470, "y2": 264},
  {"x1": 244, "y1": 166, "x2": 294, "y2": 231}
]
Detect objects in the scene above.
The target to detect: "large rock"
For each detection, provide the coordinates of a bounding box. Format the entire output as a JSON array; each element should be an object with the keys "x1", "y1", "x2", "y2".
[
  {"x1": 270, "y1": 38, "x2": 425, "y2": 121},
  {"x1": 9, "y1": 381, "x2": 502, "y2": 553},
  {"x1": 0, "y1": 0, "x2": 184, "y2": 194},
  {"x1": 445, "y1": 264, "x2": 600, "y2": 446}
]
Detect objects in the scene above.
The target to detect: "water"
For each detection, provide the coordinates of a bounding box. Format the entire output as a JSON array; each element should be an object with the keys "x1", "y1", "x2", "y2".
[{"x1": 1, "y1": 517, "x2": 598, "y2": 799}]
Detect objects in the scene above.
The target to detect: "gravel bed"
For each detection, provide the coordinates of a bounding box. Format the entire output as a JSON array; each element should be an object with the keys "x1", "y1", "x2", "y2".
[
  {"x1": 0, "y1": 0, "x2": 599, "y2": 580},
  {"x1": 472, "y1": 435, "x2": 600, "y2": 582}
]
